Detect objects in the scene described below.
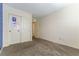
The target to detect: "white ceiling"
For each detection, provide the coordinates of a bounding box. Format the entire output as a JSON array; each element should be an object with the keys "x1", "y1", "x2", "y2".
[{"x1": 6, "y1": 3, "x2": 66, "y2": 18}]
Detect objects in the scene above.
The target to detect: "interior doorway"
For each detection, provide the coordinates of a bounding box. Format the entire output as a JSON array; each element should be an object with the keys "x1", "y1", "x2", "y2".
[
  {"x1": 32, "y1": 18, "x2": 39, "y2": 39},
  {"x1": 32, "y1": 22, "x2": 36, "y2": 38}
]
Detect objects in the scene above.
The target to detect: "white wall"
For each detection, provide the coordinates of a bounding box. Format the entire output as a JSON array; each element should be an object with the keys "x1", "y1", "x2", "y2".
[
  {"x1": 3, "y1": 4, "x2": 32, "y2": 47},
  {"x1": 39, "y1": 4, "x2": 79, "y2": 49}
]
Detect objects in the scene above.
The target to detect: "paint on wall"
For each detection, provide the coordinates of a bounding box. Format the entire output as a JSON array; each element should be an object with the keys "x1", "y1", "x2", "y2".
[{"x1": 0, "y1": 3, "x2": 3, "y2": 48}]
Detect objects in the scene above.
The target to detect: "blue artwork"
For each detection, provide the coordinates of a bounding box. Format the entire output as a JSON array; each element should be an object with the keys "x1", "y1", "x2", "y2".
[
  {"x1": 12, "y1": 17, "x2": 16, "y2": 22},
  {"x1": 12, "y1": 16, "x2": 16, "y2": 24}
]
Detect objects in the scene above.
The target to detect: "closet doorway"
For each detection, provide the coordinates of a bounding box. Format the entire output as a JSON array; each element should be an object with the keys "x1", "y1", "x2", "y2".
[{"x1": 8, "y1": 14, "x2": 22, "y2": 45}]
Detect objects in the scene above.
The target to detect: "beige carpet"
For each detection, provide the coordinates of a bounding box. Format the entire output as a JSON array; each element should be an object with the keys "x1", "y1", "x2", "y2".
[{"x1": 0, "y1": 38, "x2": 79, "y2": 56}]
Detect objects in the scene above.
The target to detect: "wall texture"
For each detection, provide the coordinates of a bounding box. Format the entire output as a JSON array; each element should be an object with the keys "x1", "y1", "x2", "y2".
[
  {"x1": 39, "y1": 4, "x2": 79, "y2": 49},
  {"x1": 3, "y1": 4, "x2": 32, "y2": 47},
  {"x1": 0, "y1": 3, "x2": 3, "y2": 48}
]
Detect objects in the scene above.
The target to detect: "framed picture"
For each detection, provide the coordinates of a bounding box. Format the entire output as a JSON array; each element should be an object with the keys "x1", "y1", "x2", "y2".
[{"x1": 12, "y1": 16, "x2": 16, "y2": 24}]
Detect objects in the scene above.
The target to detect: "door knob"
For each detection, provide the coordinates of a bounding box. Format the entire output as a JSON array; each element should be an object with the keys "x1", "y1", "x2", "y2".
[
  {"x1": 17, "y1": 30, "x2": 20, "y2": 32},
  {"x1": 9, "y1": 30, "x2": 11, "y2": 32}
]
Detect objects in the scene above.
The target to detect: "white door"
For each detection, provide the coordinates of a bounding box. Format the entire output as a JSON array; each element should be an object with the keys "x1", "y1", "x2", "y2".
[{"x1": 8, "y1": 14, "x2": 21, "y2": 45}]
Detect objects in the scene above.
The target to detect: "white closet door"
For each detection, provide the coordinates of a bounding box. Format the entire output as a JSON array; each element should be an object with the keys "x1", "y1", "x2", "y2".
[
  {"x1": 8, "y1": 14, "x2": 21, "y2": 45},
  {"x1": 21, "y1": 17, "x2": 31, "y2": 42}
]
